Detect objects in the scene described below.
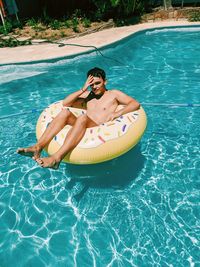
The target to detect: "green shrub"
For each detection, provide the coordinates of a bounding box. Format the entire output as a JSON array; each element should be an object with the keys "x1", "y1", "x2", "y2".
[
  {"x1": 91, "y1": 2, "x2": 107, "y2": 21},
  {"x1": 3, "y1": 21, "x2": 13, "y2": 33},
  {"x1": 26, "y1": 18, "x2": 38, "y2": 27},
  {"x1": 49, "y1": 19, "x2": 62, "y2": 30},
  {"x1": 90, "y1": 0, "x2": 146, "y2": 20},
  {"x1": 188, "y1": 11, "x2": 200, "y2": 22},
  {"x1": 64, "y1": 19, "x2": 71, "y2": 28},
  {"x1": 60, "y1": 30, "x2": 66, "y2": 37},
  {"x1": 0, "y1": 37, "x2": 31, "y2": 48},
  {"x1": 0, "y1": 25, "x2": 6, "y2": 34},
  {"x1": 0, "y1": 19, "x2": 23, "y2": 35},
  {"x1": 72, "y1": 17, "x2": 79, "y2": 32},
  {"x1": 26, "y1": 18, "x2": 44, "y2": 31},
  {"x1": 11, "y1": 19, "x2": 23, "y2": 29},
  {"x1": 82, "y1": 18, "x2": 91, "y2": 28},
  {"x1": 115, "y1": 15, "x2": 141, "y2": 26}
]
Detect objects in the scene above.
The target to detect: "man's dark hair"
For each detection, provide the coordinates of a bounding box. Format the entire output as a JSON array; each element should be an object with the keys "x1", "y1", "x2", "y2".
[{"x1": 87, "y1": 67, "x2": 106, "y2": 80}]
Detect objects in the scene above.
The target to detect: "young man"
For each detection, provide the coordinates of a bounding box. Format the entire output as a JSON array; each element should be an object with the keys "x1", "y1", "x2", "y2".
[{"x1": 17, "y1": 67, "x2": 140, "y2": 169}]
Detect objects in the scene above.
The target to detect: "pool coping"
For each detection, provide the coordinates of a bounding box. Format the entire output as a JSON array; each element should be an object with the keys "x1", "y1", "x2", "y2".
[{"x1": 0, "y1": 20, "x2": 200, "y2": 65}]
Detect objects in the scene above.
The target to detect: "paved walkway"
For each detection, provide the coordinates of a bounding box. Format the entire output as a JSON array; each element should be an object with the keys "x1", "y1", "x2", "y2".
[{"x1": 0, "y1": 20, "x2": 199, "y2": 64}]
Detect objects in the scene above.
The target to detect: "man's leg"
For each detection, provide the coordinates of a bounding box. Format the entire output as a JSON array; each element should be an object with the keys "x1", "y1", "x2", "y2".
[
  {"x1": 17, "y1": 109, "x2": 77, "y2": 159},
  {"x1": 36, "y1": 115, "x2": 97, "y2": 169}
]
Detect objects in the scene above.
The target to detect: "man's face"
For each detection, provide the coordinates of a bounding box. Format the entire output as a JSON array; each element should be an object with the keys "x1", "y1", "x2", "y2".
[{"x1": 90, "y1": 76, "x2": 106, "y2": 95}]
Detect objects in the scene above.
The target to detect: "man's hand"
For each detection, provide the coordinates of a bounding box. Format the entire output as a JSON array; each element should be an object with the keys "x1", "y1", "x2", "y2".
[
  {"x1": 81, "y1": 75, "x2": 94, "y2": 92},
  {"x1": 63, "y1": 76, "x2": 93, "y2": 106},
  {"x1": 109, "y1": 110, "x2": 122, "y2": 121}
]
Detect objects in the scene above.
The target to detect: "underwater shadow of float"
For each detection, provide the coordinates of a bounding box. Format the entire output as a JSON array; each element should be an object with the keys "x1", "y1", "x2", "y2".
[{"x1": 64, "y1": 144, "x2": 146, "y2": 200}]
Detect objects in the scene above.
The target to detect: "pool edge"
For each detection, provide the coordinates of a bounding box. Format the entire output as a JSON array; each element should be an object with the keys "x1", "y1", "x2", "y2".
[{"x1": 0, "y1": 20, "x2": 200, "y2": 65}]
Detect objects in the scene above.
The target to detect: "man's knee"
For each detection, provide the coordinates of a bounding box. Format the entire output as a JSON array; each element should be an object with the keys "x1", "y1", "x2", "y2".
[
  {"x1": 59, "y1": 108, "x2": 71, "y2": 118},
  {"x1": 56, "y1": 109, "x2": 75, "y2": 125}
]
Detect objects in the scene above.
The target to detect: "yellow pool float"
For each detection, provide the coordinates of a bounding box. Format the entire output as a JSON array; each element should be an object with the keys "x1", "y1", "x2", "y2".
[{"x1": 36, "y1": 100, "x2": 147, "y2": 164}]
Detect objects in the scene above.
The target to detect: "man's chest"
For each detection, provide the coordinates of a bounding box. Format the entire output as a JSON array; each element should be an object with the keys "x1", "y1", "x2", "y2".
[{"x1": 87, "y1": 95, "x2": 117, "y2": 110}]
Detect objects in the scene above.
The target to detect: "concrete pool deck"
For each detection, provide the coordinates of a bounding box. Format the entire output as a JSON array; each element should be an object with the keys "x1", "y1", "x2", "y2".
[{"x1": 0, "y1": 20, "x2": 199, "y2": 65}]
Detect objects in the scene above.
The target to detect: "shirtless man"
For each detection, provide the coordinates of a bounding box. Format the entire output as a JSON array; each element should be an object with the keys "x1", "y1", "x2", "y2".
[{"x1": 17, "y1": 67, "x2": 140, "y2": 169}]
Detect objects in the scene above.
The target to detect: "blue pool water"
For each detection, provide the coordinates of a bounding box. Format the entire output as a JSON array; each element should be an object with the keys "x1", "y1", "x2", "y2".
[{"x1": 0, "y1": 26, "x2": 200, "y2": 266}]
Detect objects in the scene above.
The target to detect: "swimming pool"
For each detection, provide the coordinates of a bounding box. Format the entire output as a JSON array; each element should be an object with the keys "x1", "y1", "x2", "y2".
[{"x1": 0, "y1": 26, "x2": 200, "y2": 266}]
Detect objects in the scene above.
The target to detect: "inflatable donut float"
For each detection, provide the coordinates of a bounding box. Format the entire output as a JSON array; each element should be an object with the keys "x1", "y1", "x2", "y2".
[{"x1": 36, "y1": 100, "x2": 147, "y2": 164}]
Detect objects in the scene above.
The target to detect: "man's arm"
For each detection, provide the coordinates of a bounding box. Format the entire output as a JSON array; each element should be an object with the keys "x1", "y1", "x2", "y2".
[
  {"x1": 111, "y1": 90, "x2": 140, "y2": 120},
  {"x1": 63, "y1": 75, "x2": 94, "y2": 107},
  {"x1": 63, "y1": 89, "x2": 88, "y2": 107}
]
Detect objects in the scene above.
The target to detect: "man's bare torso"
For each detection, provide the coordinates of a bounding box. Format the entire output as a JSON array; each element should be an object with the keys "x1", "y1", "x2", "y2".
[{"x1": 86, "y1": 91, "x2": 118, "y2": 125}]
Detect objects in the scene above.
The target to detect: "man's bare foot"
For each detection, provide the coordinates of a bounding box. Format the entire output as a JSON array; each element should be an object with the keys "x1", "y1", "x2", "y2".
[
  {"x1": 16, "y1": 145, "x2": 42, "y2": 160},
  {"x1": 36, "y1": 156, "x2": 60, "y2": 170}
]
